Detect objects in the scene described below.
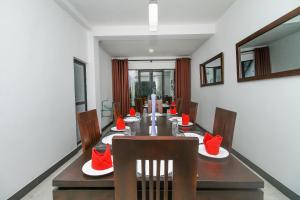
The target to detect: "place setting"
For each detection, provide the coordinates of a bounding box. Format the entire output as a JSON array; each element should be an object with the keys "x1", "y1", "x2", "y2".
[
  {"x1": 82, "y1": 144, "x2": 114, "y2": 176},
  {"x1": 198, "y1": 132, "x2": 229, "y2": 159},
  {"x1": 124, "y1": 108, "x2": 140, "y2": 123},
  {"x1": 110, "y1": 117, "x2": 130, "y2": 132},
  {"x1": 177, "y1": 113, "x2": 194, "y2": 126}
]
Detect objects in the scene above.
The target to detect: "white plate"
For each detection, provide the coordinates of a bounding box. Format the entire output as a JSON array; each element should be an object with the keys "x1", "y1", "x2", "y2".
[
  {"x1": 178, "y1": 122, "x2": 194, "y2": 126},
  {"x1": 124, "y1": 117, "x2": 140, "y2": 123},
  {"x1": 183, "y1": 133, "x2": 204, "y2": 143},
  {"x1": 111, "y1": 126, "x2": 130, "y2": 132},
  {"x1": 148, "y1": 113, "x2": 163, "y2": 117},
  {"x1": 136, "y1": 160, "x2": 173, "y2": 176},
  {"x1": 102, "y1": 134, "x2": 125, "y2": 145},
  {"x1": 198, "y1": 144, "x2": 229, "y2": 159},
  {"x1": 82, "y1": 157, "x2": 114, "y2": 176},
  {"x1": 168, "y1": 117, "x2": 182, "y2": 122}
]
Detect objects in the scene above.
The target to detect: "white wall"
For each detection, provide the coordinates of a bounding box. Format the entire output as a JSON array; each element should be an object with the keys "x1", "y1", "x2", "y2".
[
  {"x1": 0, "y1": 0, "x2": 88, "y2": 199},
  {"x1": 95, "y1": 44, "x2": 113, "y2": 128},
  {"x1": 191, "y1": 0, "x2": 300, "y2": 195}
]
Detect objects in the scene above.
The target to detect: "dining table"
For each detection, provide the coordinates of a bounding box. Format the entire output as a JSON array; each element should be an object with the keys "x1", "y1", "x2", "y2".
[{"x1": 52, "y1": 114, "x2": 264, "y2": 200}]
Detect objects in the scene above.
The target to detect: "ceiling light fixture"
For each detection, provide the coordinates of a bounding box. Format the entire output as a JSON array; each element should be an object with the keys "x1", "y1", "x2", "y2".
[
  {"x1": 149, "y1": 0, "x2": 158, "y2": 31},
  {"x1": 149, "y1": 48, "x2": 154, "y2": 53}
]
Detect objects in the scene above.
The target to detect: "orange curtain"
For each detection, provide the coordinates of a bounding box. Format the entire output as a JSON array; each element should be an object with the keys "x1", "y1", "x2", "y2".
[
  {"x1": 175, "y1": 58, "x2": 191, "y2": 114},
  {"x1": 254, "y1": 47, "x2": 271, "y2": 76},
  {"x1": 112, "y1": 59, "x2": 130, "y2": 117}
]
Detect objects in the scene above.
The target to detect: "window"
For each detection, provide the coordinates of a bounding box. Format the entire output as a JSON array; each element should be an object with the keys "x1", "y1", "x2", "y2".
[{"x1": 129, "y1": 69, "x2": 175, "y2": 106}]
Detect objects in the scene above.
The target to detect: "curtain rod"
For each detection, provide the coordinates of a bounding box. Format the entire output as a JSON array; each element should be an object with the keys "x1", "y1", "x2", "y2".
[{"x1": 128, "y1": 59, "x2": 176, "y2": 62}]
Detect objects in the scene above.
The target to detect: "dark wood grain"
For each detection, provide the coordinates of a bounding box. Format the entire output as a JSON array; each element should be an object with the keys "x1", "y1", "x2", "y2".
[
  {"x1": 189, "y1": 101, "x2": 199, "y2": 123},
  {"x1": 53, "y1": 115, "x2": 263, "y2": 200},
  {"x1": 113, "y1": 136, "x2": 198, "y2": 200},
  {"x1": 76, "y1": 110, "x2": 100, "y2": 152},
  {"x1": 200, "y1": 52, "x2": 224, "y2": 87},
  {"x1": 236, "y1": 7, "x2": 300, "y2": 82},
  {"x1": 213, "y1": 107, "x2": 237, "y2": 152}
]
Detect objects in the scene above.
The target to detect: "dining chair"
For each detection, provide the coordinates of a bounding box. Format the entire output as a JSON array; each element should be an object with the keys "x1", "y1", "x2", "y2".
[
  {"x1": 189, "y1": 101, "x2": 198, "y2": 123},
  {"x1": 213, "y1": 107, "x2": 237, "y2": 152},
  {"x1": 148, "y1": 100, "x2": 163, "y2": 113},
  {"x1": 134, "y1": 98, "x2": 144, "y2": 114},
  {"x1": 113, "y1": 136, "x2": 198, "y2": 200},
  {"x1": 113, "y1": 102, "x2": 121, "y2": 122},
  {"x1": 76, "y1": 109, "x2": 101, "y2": 152},
  {"x1": 175, "y1": 98, "x2": 183, "y2": 115}
]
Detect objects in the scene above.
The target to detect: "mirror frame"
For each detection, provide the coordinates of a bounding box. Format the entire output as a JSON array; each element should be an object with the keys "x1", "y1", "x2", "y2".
[
  {"x1": 236, "y1": 7, "x2": 300, "y2": 82},
  {"x1": 200, "y1": 52, "x2": 224, "y2": 87}
]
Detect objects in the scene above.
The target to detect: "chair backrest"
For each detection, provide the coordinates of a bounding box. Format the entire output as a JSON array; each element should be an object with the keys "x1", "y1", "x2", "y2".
[
  {"x1": 134, "y1": 98, "x2": 144, "y2": 114},
  {"x1": 175, "y1": 98, "x2": 182, "y2": 115},
  {"x1": 156, "y1": 100, "x2": 163, "y2": 113},
  {"x1": 113, "y1": 102, "x2": 121, "y2": 121},
  {"x1": 77, "y1": 109, "x2": 100, "y2": 152},
  {"x1": 148, "y1": 100, "x2": 163, "y2": 113},
  {"x1": 113, "y1": 136, "x2": 198, "y2": 200},
  {"x1": 189, "y1": 102, "x2": 198, "y2": 123},
  {"x1": 213, "y1": 107, "x2": 237, "y2": 152}
]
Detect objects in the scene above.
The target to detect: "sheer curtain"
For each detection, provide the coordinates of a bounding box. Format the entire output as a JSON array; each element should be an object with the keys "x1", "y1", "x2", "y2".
[
  {"x1": 175, "y1": 58, "x2": 191, "y2": 114},
  {"x1": 112, "y1": 59, "x2": 130, "y2": 117}
]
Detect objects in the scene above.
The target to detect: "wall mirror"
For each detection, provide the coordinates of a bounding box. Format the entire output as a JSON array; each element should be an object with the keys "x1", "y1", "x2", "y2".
[
  {"x1": 200, "y1": 52, "x2": 224, "y2": 87},
  {"x1": 236, "y1": 7, "x2": 300, "y2": 82}
]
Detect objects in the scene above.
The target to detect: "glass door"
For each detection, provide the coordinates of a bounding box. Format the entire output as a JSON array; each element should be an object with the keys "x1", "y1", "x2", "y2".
[{"x1": 73, "y1": 59, "x2": 87, "y2": 144}]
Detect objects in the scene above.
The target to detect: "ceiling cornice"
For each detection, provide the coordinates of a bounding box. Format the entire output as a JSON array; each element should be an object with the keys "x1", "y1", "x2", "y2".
[{"x1": 54, "y1": 0, "x2": 92, "y2": 30}]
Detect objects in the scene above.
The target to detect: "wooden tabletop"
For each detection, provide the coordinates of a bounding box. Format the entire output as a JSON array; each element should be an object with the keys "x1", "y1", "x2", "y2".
[{"x1": 53, "y1": 115, "x2": 264, "y2": 190}]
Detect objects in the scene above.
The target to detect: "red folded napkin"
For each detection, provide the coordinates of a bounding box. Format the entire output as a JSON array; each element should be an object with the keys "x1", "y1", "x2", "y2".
[
  {"x1": 91, "y1": 145, "x2": 112, "y2": 170},
  {"x1": 171, "y1": 101, "x2": 176, "y2": 106},
  {"x1": 170, "y1": 107, "x2": 177, "y2": 115},
  {"x1": 203, "y1": 132, "x2": 223, "y2": 155},
  {"x1": 182, "y1": 113, "x2": 190, "y2": 125},
  {"x1": 129, "y1": 107, "x2": 136, "y2": 116},
  {"x1": 116, "y1": 117, "x2": 125, "y2": 130}
]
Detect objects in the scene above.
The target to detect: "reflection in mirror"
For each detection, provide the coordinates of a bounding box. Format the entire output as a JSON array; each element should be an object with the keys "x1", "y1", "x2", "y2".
[
  {"x1": 200, "y1": 53, "x2": 224, "y2": 87},
  {"x1": 236, "y1": 7, "x2": 300, "y2": 82}
]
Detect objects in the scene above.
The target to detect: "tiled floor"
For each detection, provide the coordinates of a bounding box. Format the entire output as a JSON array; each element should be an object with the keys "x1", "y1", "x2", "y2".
[{"x1": 21, "y1": 151, "x2": 290, "y2": 200}]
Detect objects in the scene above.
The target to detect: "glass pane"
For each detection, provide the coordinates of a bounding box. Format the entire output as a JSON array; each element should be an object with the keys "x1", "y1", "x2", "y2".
[
  {"x1": 163, "y1": 70, "x2": 174, "y2": 102},
  {"x1": 74, "y1": 63, "x2": 86, "y2": 102},
  {"x1": 139, "y1": 72, "x2": 152, "y2": 99},
  {"x1": 153, "y1": 71, "x2": 163, "y2": 99},
  {"x1": 129, "y1": 70, "x2": 138, "y2": 106}
]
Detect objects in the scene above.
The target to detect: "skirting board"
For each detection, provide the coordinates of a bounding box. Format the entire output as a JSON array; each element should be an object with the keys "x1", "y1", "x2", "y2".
[
  {"x1": 195, "y1": 123, "x2": 300, "y2": 200},
  {"x1": 8, "y1": 121, "x2": 114, "y2": 200},
  {"x1": 8, "y1": 145, "x2": 82, "y2": 200}
]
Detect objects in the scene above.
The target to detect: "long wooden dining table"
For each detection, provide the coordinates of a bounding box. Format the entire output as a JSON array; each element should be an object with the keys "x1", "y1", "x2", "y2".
[{"x1": 52, "y1": 115, "x2": 264, "y2": 200}]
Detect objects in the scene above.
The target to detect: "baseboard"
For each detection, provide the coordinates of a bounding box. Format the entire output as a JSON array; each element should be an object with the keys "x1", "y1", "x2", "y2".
[
  {"x1": 8, "y1": 145, "x2": 82, "y2": 200},
  {"x1": 195, "y1": 123, "x2": 299, "y2": 200},
  {"x1": 101, "y1": 121, "x2": 113, "y2": 132},
  {"x1": 232, "y1": 149, "x2": 299, "y2": 200},
  {"x1": 8, "y1": 122, "x2": 113, "y2": 200}
]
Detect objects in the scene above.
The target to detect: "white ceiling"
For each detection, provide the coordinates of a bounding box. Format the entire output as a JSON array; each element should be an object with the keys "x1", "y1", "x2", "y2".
[
  {"x1": 65, "y1": 0, "x2": 236, "y2": 57},
  {"x1": 99, "y1": 36, "x2": 210, "y2": 57},
  {"x1": 68, "y1": 0, "x2": 235, "y2": 26}
]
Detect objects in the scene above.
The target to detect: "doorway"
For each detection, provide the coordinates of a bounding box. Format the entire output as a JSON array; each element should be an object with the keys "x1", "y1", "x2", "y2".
[{"x1": 73, "y1": 58, "x2": 87, "y2": 144}]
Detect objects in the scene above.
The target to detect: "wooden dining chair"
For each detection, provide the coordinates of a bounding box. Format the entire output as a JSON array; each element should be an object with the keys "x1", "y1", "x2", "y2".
[
  {"x1": 113, "y1": 136, "x2": 198, "y2": 200},
  {"x1": 213, "y1": 107, "x2": 237, "y2": 152},
  {"x1": 76, "y1": 109, "x2": 101, "y2": 152},
  {"x1": 148, "y1": 100, "x2": 163, "y2": 113},
  {"x1": 175, "y1": 98, "x2": 182, "y2": 115},
  {"x1": 157, "y1": 100, "x2": 163, "y2": 113},
  {"x1": 135, "y1": 98, "x2": 144, "y2": 114},
  {"x1": 189, "y1": 101, "x2": 198, "y2": 123},
  {"x1": 113, "y1": 102, "x2": 121, "y2": 122}
]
